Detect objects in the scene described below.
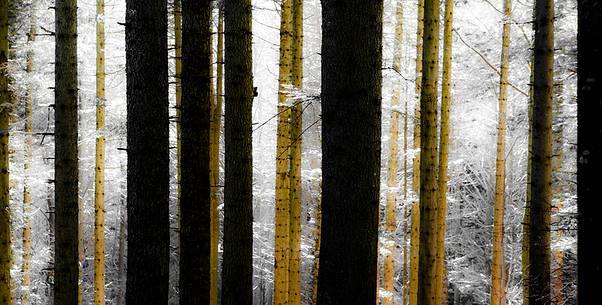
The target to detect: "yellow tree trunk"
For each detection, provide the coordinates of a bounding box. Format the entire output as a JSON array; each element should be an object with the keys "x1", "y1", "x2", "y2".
[
  {"x1": 94, "y1": 0, "x2": 106, "y2": 302},
  {"x1": 491, "y1": 1, "x2": 511, "y2": 304},
  {"x1": 383, "y1": 2, "x2": 404, "y2": 305},
  {"x1": 434, "y1": 0, "x2": 454, "y2": 303},
  {"x1": 409, "y1": 0, "x2": 424, "y2": 304},
  {"x1": 417, "y1": 0, "x2": 440, "y2": 303},
  {"x1": 274, "y1": 0, "x2": 293, "y2": 303},
  {"x1": 209, "y1": 8, "x2": 224, "y2": 305},
  {"x1": 21, "y1": 3, "x2": 36, "y2": 304},
  {"x1": 174, "y1": 0, "x2": 182, "y2": 223},
  {"x1": 0, "y1": 0, "x2": 10, "y2": 301},
  {"x1": 288, "y1": 0, "x2": 303, "y2": 303}
]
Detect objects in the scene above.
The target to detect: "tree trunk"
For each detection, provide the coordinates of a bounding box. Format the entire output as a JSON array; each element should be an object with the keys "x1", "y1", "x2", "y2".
[
  {"x1": 94, "y1": 0, "x2": 106, "y2": 302},
  {"x1": 125, "y1": 0, "x2": 170, "y2": 301},
  {"x1": 402, "y1": 52, "x2": 410, "y2": 305},
  {"x1": 274, "y1": 0, "x2": 293, "y2": 302},
  {"x1": 54, "y1": 0, "x2": 80, "y2": 302},
  {"x1": 417, "y1": 0, "x2": 441, "y2": 304},
  {"x1": 383, "y1": 2, "x2": 404, "y2": 305},
  {"x1": 179, "y1": 0, "x2": 212, "y2": 303},
  {"x1": 522, "y1": 62, "x2": 534, "y2": 305},
  {"x1": 317, "y1": 0, "x2": 383, "y2": 304},
  {"x1": 491, "y1": 1, "x2": 511, "y2": 304},
  {"x1": 288, "y1": 0, "x2": 303, "y2": 303},
  {"x1": 528, "y1": 0, "x2": 554, "y2": 304},
  {"x1": 409, "y1": 1, "x2": 424, "y2": 303},
  {"x1": 221, "y1": 0, "x2": 254, "y2": 303},
  {"x1": 435, "y1": 0, "x2": 454, "y2": 303},
  {"x1": 576, "y1": 1, "x2": 602, "y2": 302},
  {"x1": 20, "y1": 3, "x2": 36, "y2": 304}
]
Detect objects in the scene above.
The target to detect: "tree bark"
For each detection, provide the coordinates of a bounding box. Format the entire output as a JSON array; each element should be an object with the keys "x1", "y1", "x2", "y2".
[
  {"x1": 417, "y1": 0, "x2": 441, "y2": 304},
  {"x1": 409, "y1": 1, "x2": 424, "y2": 303},
  {"x1": 491, "y1": 1, "x2": 511, "y2": 304},
  {"x1": 125, "y1": 0, "x2": 170, "y2": 301},
  {"x1": 221, "y1": 0, "x2": 254, "y2": 303},
  {"x1": 94, "y1": 0, "x2": 106, "y2": 302},
  {"x1": 288, "y1": 0, "x2": 303, "y2": 303},
  {"x1": 54, "y1": 0, "x2": 80, "y2": 302},
  {"x1": 528, "y1": 0, "x2": 554, "y2": 304},
  {"x1": 577, "y1": 0, "x2": 602, "y2": 303},
  {"x1": 274, "y1": 0, "x2": 293, "y2": 302},
  {"x1": 435, "y1": 0, "x2": 454, "y2": 303},
  {"x1": 179, "y1": 0, "x2": 212, "y2": 303},
  {"x1": 317, "y1": 1, "x2": 383, "y2": 304}
]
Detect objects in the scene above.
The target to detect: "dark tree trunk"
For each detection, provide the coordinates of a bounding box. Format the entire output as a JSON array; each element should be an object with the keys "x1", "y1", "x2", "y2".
[
  {"x1": 125, "y1": 0, "x2": 170, "y2": 302},
  {"x1": 577, "y1": 1, "x2": 602, "y2": 303},
  {"x1": 528, "y1": 0, "x2": 554, "y2": 304},
  {"x1": 221, "y1": 0, "x2": 254, "y2": 304},
  {"x1": 179, "y1": 0, "x2": 212, "y2": 303},
  {"x1": 317, "y1": 1, "x2": 383, "y2": 304},
  {"x1": 54, "y1": 0, "x2": 79, "y2": 303}
]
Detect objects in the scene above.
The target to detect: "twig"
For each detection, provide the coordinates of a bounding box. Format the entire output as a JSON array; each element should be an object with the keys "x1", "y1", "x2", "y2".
[{"x1": 453, "y1": 29, "x2": 529, "y2": 98}]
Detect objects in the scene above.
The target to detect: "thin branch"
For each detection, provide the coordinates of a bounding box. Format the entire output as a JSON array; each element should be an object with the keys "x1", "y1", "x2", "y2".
[
  {"x1": 453, "y1": 29, "x2": 529, "y2": 98},
  {"x1": 276, "y1": 118, "x2": 321, "y2": 159}
]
